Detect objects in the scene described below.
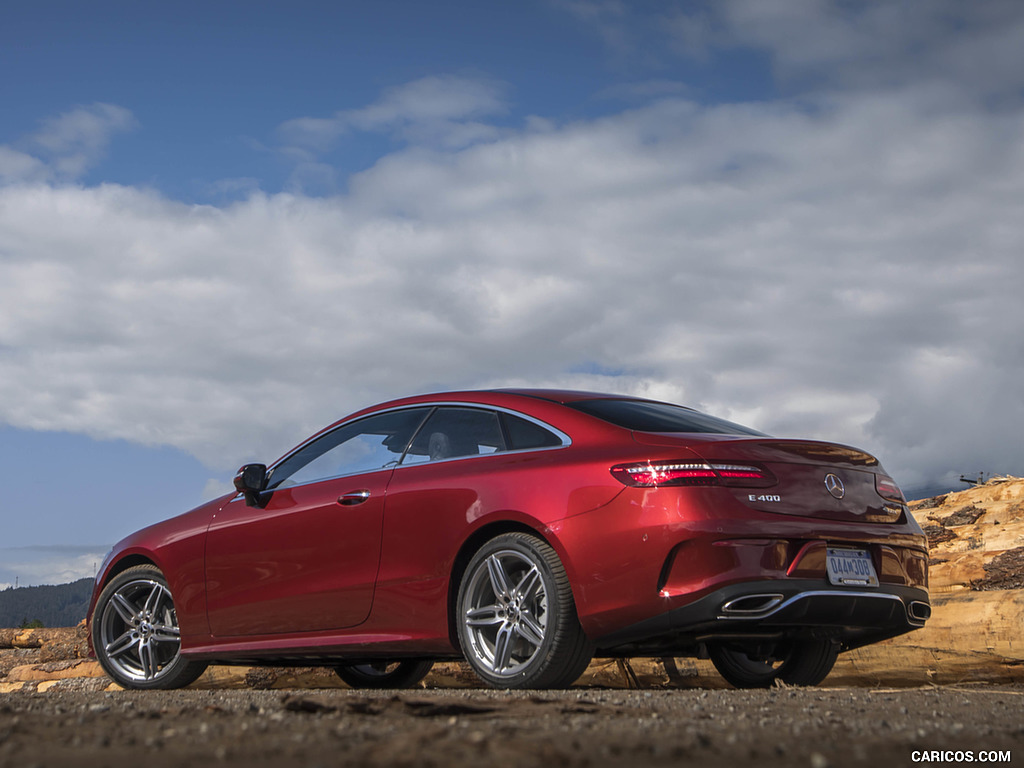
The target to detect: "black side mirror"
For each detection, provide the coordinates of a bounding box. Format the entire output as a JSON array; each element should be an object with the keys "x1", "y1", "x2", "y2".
[{"x1": 233, "y1": 463, "x2": 268, "y2": 507}]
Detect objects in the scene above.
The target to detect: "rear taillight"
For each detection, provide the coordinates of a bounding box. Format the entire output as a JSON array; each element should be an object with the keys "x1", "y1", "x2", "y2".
[
  {"x1": 875, "y1": 474, "x2": 905, "y2": 503},
  {"x1": 611, "y1": 461, "x2": 776, "y2": 488}
]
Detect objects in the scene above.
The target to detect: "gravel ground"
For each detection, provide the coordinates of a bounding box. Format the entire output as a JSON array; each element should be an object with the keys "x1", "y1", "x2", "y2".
[{"x1": 1, "y1": 684, "x2": 1022, "y2": 768}]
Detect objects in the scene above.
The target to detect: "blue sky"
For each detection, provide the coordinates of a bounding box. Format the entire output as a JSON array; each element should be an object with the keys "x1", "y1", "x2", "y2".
[
  {"x1": 2, "y1": 0, "x2": 1023, "y2": 587},
  {"x1": 1, "y1": 1, "x2": 772, "y2": 200}
]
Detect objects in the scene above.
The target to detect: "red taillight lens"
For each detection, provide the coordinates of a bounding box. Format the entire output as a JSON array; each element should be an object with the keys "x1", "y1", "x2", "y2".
[
  {"x1": 611, "y1": 462, "x2": 718, "y2": 487},
  {"x1": 875, "y1": 474, "x2": 905, "y2": 503},
  {"x1": 611, "y1": 461, "x2": 776, "y2": 488},
  {"x1": 712, "y1": 464, "x2": 770, "y2": 482}
]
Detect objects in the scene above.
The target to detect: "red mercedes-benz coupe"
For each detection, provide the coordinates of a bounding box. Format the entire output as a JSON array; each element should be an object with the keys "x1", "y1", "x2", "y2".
[{"x1": 88, "y1": 389, "x2": 929, "y2": 690}]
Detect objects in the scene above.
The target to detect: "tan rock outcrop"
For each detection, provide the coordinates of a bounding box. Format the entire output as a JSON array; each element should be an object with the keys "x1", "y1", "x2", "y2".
[
  {"x1": 825, "y1": 476, "x2": 1024, "y2": 686},
  {"x1": 911, "y1": 476, "x2": 1024, "y2": 593}
]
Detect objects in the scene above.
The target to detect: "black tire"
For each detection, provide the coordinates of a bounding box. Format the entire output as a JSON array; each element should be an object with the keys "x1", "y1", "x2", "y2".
[
  {"x1": 456, "y1": 532, "x2": 593, "y2": 689},
  {"x1": 709, "y1": 638, "x2": 839, "y2": 689},
  {"x1": 333, "y1": 660, "x2": 434, "y2": 689},
  {"x1": 91, "y1": 564, "x2": 208, "y2": 690}
]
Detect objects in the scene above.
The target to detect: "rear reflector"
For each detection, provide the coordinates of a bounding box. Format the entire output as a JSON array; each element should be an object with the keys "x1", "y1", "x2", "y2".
[{"x1": 611, "y1": 461, "x2": 776, "y2": 488}]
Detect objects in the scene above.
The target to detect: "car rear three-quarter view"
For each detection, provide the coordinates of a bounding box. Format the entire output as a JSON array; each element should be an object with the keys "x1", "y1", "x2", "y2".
[{"x1": 87, "y1": 389, "x2": 929, "y2": 691}]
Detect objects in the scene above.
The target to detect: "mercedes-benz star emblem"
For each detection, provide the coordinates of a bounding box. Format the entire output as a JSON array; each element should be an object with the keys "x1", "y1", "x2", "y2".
[{"x1": 824, "y1": 473, "x2": 845, "y2": 499}]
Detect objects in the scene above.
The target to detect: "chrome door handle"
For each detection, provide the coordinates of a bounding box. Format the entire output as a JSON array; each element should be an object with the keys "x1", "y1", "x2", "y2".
[{"x1": 337, "y1": 490, "x2": 371, "y2": 506}]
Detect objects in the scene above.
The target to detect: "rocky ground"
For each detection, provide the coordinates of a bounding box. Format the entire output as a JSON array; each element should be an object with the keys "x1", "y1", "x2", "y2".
[{"x1": 1, "y1": 684, "x2": 1022, "y2": 768}]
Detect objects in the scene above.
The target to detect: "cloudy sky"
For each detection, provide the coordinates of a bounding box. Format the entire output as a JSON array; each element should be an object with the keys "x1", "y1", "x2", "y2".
[{"x1": 2, "y1": 0, "x2": 1022, "y2": 588}]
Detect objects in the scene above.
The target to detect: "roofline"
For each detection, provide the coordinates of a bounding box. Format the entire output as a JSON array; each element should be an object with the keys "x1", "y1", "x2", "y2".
[{"x1": 488, "y1": 388, "x2": 646, "y2": 404}]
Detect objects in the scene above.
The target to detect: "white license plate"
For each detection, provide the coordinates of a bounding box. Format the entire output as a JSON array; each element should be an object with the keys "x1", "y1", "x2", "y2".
[{"x1": 826, "y1": 548, "x2": 878, "y2": 587}]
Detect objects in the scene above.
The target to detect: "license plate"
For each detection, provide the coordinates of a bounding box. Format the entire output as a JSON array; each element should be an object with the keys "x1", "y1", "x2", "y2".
[{"x1": 826, "y1": 548, "x2": 878, "y2": 587}]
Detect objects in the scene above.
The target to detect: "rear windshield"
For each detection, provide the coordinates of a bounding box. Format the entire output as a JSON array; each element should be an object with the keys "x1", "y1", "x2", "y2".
[{"x1": 567, "y1": 399, "x2": 767, "y2": 436}]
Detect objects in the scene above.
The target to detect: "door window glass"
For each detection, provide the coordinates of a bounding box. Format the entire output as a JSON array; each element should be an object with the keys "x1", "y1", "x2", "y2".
[
  {"x1": 268, "y1": 408, "x2": 431, "y2": 489},
  {"x1": 402, "y1": 407, "x2": 505, "y2": 465}
]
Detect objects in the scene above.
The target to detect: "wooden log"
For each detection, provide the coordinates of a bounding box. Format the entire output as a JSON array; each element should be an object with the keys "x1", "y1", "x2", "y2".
[
  {"x1": 830, "y1": 590, "x2": 1024, "y2": 686},
  {"x1": 5, "y1": 659, "x2": 106, "y2": 683},
  {"x1": 0, "y1": 627, "x2": 84, "y2": 650}
]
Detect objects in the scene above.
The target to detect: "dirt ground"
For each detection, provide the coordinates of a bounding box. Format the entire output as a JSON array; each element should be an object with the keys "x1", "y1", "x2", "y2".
[{"x1": 1, "y1": 683, "x2": 1022, "y2": 768}]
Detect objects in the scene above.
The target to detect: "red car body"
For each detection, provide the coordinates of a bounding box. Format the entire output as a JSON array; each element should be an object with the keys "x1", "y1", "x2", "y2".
[{"x1": 88, "y1": 389, "x2": 929, "y2": 689}]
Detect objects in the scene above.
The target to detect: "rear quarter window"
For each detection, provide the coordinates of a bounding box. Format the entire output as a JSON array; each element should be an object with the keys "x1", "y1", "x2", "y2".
[{"x1": 501, "y1": 413, "x2": 565, "y2": 450}]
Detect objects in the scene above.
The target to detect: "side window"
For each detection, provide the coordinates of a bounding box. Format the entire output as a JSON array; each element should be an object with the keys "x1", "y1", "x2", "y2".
[
  {"x1": 402, "y1": 407, "x2": 505, "y2": 465},
  {"x1": 501, "y1": 413, "x2": 564, "y2": 450},
  {"x1": 268, "y1": 408, "x2": 431, "y2": 489}
]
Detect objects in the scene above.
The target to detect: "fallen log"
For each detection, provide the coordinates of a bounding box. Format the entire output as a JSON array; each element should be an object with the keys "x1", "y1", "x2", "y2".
[{"x1": 6, "y1": 659, "x2": 106, "y2": 683}]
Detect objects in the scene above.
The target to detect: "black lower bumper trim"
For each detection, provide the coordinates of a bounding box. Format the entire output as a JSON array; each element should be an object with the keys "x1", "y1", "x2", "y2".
[{"x1": 594, "y1": 579, "x2": 929, "y2": 655}]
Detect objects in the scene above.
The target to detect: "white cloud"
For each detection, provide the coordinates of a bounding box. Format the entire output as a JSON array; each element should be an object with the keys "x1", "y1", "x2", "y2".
[
  {"x1": 551, "y1": 0, "x2": 633, "y2": 54},
  {"x1": 0, "y1": 146, "x2": 50, "y2": 184},
  {"x1": 0, "y1": 546, "x2": 106, "y2": 588},
  {"x1": 0, "y1": 103, "x2": 137, "y2": 185},
  {"x1": 2, "y1": 7, "x2": 1023, "y2": 492},
  {"x1": 203, "y1": 477, "x2": 236, "y2": 501},
  {"x1": 278, "y1": 75, "x2": 507, "y2": 152},
  {"x1": 564, "y1": 0, "x2": 1024, "y2": 109},
  {"x1": 717, "y1": 0, "x2": 1024, "y2": 98},
  {"x1": 27, "y1": 103, "x2": 137, "y2": 179},
  {"x1": 2, "y1": 82, "x2": 1022, "y2": 489}
]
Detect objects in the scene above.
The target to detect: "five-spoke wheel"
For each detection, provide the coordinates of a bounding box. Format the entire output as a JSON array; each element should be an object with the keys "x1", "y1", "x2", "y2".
[
  {"x1": 92, "y1": 564, "x2": 207, "y2": 690},
  {"x1": 457, "y1": 533, "x2": 593, "y2": 689}
]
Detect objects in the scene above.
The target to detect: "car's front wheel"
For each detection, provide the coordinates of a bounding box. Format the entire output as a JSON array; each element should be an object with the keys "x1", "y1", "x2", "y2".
[
  {"x1": 457, "y1": 532, "x2": 593, "y2": 689},
  {"x1": 709, "y1": 637, "x2": 839, "y2": 689},
  {"x1": 333, "y1": 660, "x2": 434, "y2": 689},
  {"x1": 92, "y1": 564, "x2": 208, "y2": 690}
]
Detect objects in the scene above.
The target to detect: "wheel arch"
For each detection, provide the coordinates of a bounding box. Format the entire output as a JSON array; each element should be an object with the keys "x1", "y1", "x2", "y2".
[
  {"x1": 103, "y1": 553, "x2": 159, "y2": 584},
  {"x1": 446, "y1": 520, "x2": 557, "y2": 651},
  {"x1": 88, "y1": 553, "x2": 160, "y2": 621}
]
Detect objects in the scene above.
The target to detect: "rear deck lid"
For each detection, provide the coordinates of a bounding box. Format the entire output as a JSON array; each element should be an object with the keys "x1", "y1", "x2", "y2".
[{"x1": 633, "y1": 433, "x2": 905, "y2": 523}]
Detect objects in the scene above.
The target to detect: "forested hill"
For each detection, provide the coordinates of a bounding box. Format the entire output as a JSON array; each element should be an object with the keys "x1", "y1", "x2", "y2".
[{"x1": 0, "y1": 578, "x2": 94, "y2": 628}]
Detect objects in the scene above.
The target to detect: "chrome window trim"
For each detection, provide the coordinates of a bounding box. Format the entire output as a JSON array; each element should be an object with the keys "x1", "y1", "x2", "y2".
[
  {"x1": 400, "y1": 401, "x2": 572, "y2": 459},
  {"x1": 240, "y1": 401, "x2": 572, "y2": 496},
  {"x1": 397, "y1": 401, "x2": 572, "y2": 446}
]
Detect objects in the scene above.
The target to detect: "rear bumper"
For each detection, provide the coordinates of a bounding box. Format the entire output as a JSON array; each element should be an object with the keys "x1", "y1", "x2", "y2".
[
  {"x1": 594, "y1": 579, "x2": 930, "y2": 655},
  {"x1": 556, "y1": 481, "x2": 929, "y2": 641}
]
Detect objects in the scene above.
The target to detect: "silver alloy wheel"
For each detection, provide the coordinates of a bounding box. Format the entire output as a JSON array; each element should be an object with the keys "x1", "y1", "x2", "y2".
[
  {"x1": 462, "y1": 549, "x2": 549, "y2": 677},
  {"x1": 97, "y1": 577, "x2": 182, "y2": 683}
]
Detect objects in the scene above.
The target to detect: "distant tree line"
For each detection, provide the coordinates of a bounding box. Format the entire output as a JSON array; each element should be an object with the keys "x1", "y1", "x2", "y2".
[{"x1": 0, "y1": 578, "x2": 95, "y2": 628}]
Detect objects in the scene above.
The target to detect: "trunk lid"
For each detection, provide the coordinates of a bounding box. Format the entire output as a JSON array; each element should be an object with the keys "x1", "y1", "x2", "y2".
[{"x1": 633, "y1": 433, "x2": 904, "y2": 523}]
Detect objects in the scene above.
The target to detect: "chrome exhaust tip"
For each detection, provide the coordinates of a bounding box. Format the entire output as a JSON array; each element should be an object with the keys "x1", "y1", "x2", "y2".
[
  {"x1": 908, "y1": 601, "x2": 931, "y2": 622},
  {"x1": 720, "y1": 594, "x2": 785, "y2": 617}
]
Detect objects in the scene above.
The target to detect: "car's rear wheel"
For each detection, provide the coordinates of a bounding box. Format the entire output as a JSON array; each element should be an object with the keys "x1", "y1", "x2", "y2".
[
  {"x1": 333, "y1": 660, "x2": 434, "y2": 689},
  {"x1": 457, "y1": 532, "x2": 593, "y2": 689},
  {"x1": 709, "y1": 638, "x2": 839, "y2": 688},
  {"x1": 92, "y1": 564, "x2": 208, "y2": 690}
]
